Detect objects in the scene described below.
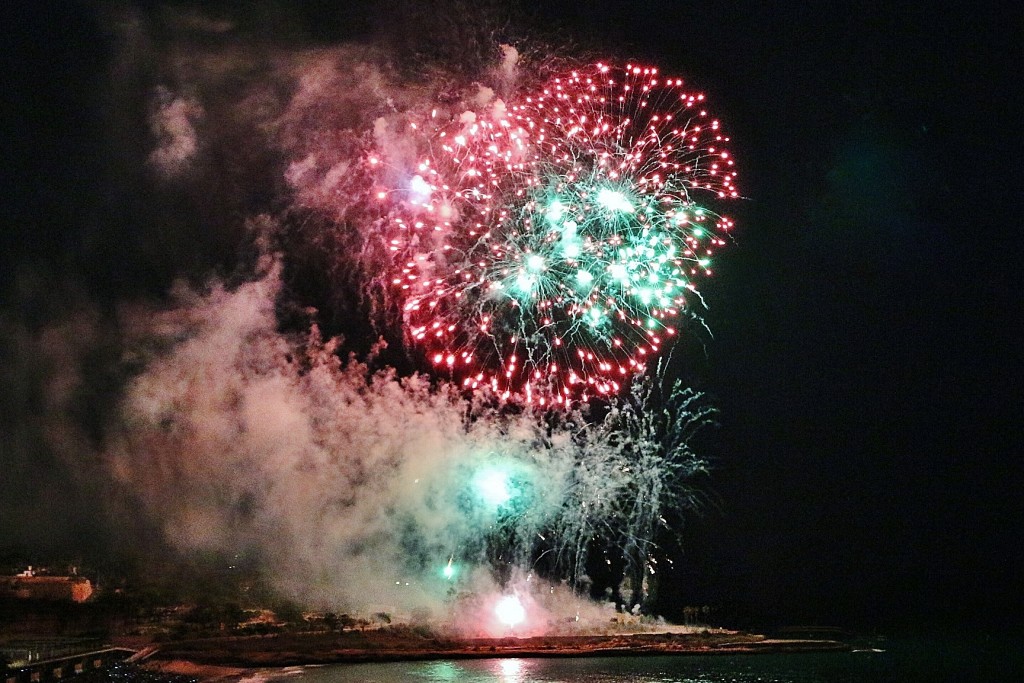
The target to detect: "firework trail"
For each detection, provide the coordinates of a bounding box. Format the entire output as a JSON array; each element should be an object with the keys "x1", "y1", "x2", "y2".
[{"x1": 372, "y1": 62, "x2": 738, "y2": 405}]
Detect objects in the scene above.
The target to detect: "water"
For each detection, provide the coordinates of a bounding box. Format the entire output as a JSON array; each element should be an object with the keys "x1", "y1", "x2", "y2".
[
  {"x1": 64, "y1": 634, "x2": 1023, "y2": 683},
  {"x1": 287, "y1": 654, "x2": 883, "y2": 683},
  {"x1": 266, "y1": 635, "x2": 1024, "y2": 683}
]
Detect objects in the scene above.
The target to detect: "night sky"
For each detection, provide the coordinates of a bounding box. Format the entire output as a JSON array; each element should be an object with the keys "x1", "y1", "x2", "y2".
[{"x1": 3, "y1": 1, "x2": 1020, "y2": 631}]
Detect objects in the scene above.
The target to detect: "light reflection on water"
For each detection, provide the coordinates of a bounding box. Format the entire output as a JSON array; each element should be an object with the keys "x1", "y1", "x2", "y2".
[
  {"x1": 418, "y1": 659, "x2": 533, "y2": 683},
  {"x1": 270, "y1": 635, "x2": 1024, "y2": 683},
  {"x1": 496, "y1": 659, "x2": 525, "y2": 681},
  {"x1": 412, "y1": 659, "x2": 539, "y2": 683},
  {"x1": 287, "y1": 653, "x2": 874, "y2": 683}
]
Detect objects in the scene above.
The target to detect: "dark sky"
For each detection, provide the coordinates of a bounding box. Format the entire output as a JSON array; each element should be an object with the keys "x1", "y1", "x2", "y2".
[
  {"x1": 3, "y1": 0, "x2": 1021, "y2": 631},
  {"x1": 564, "y1": 0, "x2": 1022, "y2": 629}
]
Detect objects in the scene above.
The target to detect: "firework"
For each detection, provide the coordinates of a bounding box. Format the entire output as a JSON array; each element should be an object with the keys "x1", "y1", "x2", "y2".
[
  {"x1": 377, "y1": 62, "x2": 738, "y2": 404},
  {"x1": 494, "y1": 594, "x2": 526, "y2": 628}
]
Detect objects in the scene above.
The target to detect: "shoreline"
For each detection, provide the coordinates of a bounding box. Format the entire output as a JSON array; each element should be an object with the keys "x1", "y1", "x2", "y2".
[{"x1": 140, "y1": 630, "x2": 851, "y2": 677}]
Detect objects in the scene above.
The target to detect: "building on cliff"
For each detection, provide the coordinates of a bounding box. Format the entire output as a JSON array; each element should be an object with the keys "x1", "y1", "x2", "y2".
[{"x1": 0, "y1": 569, "x2": 94, "y2": 603}]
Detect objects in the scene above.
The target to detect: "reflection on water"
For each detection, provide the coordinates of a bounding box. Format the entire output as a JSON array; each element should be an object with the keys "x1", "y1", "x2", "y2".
[
  {"x1": 496, "y1": 659, "x2": 525, "y2": 682},
  {"x1": 279, "y1": 634, "x2": 1024, "y2": 683},
  {"x1": 415, "y1": 659, "x2": 533, "y2": 683},
  {"x1": 420, "y1": 662, "x2": 459, "y2": 682},
  {"x1": 294, "y1": 654, "x2": 859, "y2": 683}
]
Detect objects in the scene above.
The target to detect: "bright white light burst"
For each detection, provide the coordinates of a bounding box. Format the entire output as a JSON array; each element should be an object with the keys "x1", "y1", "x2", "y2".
[{"x1": 495, "y1": 595, "x2": 526, "y2": 627}]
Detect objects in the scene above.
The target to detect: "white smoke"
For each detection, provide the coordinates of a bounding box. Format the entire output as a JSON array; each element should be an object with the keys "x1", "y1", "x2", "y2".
[
  {"x1": 147, "y1": 86, "x2": 203, "y2": 177},
  {"x1": 500, "y1": 44, "x2": 520, "y2": 82},
  {"x1": 2, "y1": 6, "x2": 713, "y2": 632},
  {"x1": 97, "y1": 249, "x2": 706, "y2": 630},
  {"x1": 99, "y1": 251, "x2": 575, "y2": 622}
]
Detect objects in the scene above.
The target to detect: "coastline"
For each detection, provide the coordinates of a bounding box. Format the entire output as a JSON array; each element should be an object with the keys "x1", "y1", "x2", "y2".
[{"x1": 139, "y1": 630, "x2": 850, "y2": 678}]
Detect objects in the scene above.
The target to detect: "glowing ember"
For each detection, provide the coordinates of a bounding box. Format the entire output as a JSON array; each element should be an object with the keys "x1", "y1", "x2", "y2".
[{"x1": 442, "y1": 557, "x2": 456, "y2": 580}]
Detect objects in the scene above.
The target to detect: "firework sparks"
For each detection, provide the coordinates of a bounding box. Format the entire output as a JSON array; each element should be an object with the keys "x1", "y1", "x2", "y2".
[{"x1": 376, "y1": 62, "x2": 739, "y2": 404}]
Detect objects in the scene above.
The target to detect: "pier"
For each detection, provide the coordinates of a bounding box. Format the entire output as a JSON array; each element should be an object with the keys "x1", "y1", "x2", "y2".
[{"x1": 3, "y1": 645, "x2": 137, "y2": 683}]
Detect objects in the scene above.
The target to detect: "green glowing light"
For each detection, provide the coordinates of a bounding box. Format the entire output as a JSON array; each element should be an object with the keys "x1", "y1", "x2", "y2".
[
  {"x1": 526, "y1": 254, "x2": 545, "y2": 272},
  {"x1": 515, "y1": 271, "x2": 536, "y2": 293},
  {"x1": 474, "y1": 467, "x2": 513, "y2": 507},
  {"x1": 576, "y1": 269, "x2": 594, "y2": 286},
  {"x1": 545, "y1": 200, "x2": 565, "y2": 224},
  {"x1": 597, "y1": 188, "x2": 634, "y2": 213}
]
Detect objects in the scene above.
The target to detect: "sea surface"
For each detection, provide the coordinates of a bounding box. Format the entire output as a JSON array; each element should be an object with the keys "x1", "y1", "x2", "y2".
[
  {"x1": 265, "y1": 633, "x2": 1023, "y2": 683},
  {"x1": 69, "y1": 633, "x2": 1023, "y2": 683}
]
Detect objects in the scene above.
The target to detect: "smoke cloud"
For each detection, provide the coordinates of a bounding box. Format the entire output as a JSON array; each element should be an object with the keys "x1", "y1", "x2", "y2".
[
  {"x1": 147, "y1": 87, "x2": 203, "y2": 177},
  {"x1": 3, "y1": 3, "x2": 709, "y2": 632},
  {"x1": 103, "y1": 253, "x2": 555, "y2": 618}
]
